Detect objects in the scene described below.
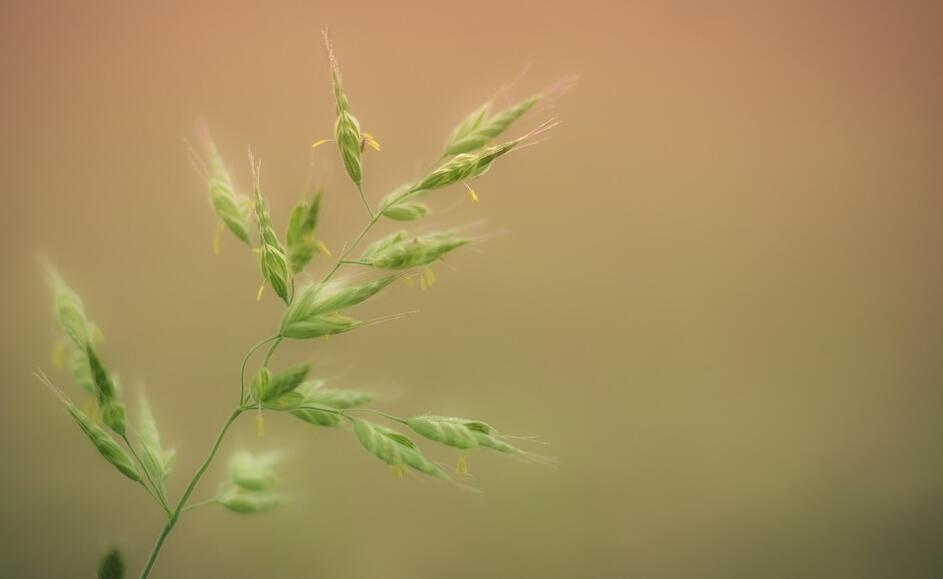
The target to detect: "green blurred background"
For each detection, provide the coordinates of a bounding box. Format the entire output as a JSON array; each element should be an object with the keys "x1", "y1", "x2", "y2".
[{"x1": 2, "y1": 1, "x2": 942, "y2": 577}]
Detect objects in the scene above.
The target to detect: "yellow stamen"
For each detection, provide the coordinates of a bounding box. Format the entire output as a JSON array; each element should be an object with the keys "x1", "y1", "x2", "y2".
[
  {"x1": 82, "y1": 398, "x2": 99, "y2": 422},
  {"x1": 90, "y1": 324, "x2": 105, "y2": 345},
  {"x1": 51, "y1": 340, "x2": 66, "y2": 369},
  {"x1": 463, "y1": 181, "x2": 479, "y2": 202},
  {"x1": 256, "y1": 283, "x2": 265, "y2": 301},
  {"x1": 311, "y1": 139, "x2": 330, "y2": 149},
  {"x1": 455, "y1": 454, "x2": 468, "y2": 475},
  {"x1": 404, "y1": 275, "x2": 415, "y2": 287},
  {"x1": 362, "y1": 132, "x2": 381, "y2": 151},
  {"x1": 390, "y1": 465, "x2": 406, "y2": 479},
  {"x1": 212, "y1": 221, "x2": 224, "y2": 255},
  {"x1": 256, "y1": 414, "x2": 265, "y2": 437},
  {"x1": 425, "y1": 267, "x2": 437, "y2": 287},
  {"x1": 316, "y1": 239, "x2": 332, "y2": 257},
  {"x1": 419, "y1": 274, "x2": 427, "y2": 291}
]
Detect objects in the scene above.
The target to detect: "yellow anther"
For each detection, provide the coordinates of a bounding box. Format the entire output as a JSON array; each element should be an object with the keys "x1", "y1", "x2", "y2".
[
  {"x1": 82, "y1": 398, "x2": 99, "y2": 422},
  {"x1": 256, "y1": 283, "x2": 265, "y2": 301},
  {"x1": 311, "y1": 139, "x2": 330, "y2": 149},
  {"x1": 424, "y1": 267, "x2": 437, "y2": 287},
  {"x1": 463, "y1": 181, "x2": 479, "y2": 202},
  {"x1": 390, "y1": 465, "x2": 406, "y2": 479},
  {"x1": 256, "y1": 414, "x2": 265, "y2": 437},
  {"x1": 404, "y1": 275, "x2": 415, "y2": 287},
  {"x1": 362, "y1": 132, "x2": 381, "y2": 152},
  {"x1": 212, "y1": 221, "x2": 225, "y2": 255},
  {"x1": 90, "y1": 324, "x2": 105, "y2": 345},
  {"x1": 419, "y1": 275, "x2": 427, "y2": 291},
  {"x1": 455, "y1": 454, "x2": 468, "y2": 475},
  {"x1": 51, "y1": 340, "x2": 66, "y2": 369},
  {"x1": 316, "y1": 239, "x2": 332, "y2": 257}
]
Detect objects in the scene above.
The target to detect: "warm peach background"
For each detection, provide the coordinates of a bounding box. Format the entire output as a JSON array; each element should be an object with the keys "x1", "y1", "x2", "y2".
[{"x1": 2, "y1": 1, "x2": 942, "y2": 578}]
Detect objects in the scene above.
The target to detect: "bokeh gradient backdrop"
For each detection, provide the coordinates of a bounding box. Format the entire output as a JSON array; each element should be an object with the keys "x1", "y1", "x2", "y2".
[{"x1": 2, "y1": 1, "x2": 942, "y2": 578}]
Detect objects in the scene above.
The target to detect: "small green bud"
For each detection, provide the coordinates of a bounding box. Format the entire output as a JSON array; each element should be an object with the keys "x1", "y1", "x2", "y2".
[
  {"x1": 97, "y1": 547, "x2": 125, "y2": 579},
  {"x1": 379, "y1": 185, "x2": 431, "y2": 221},
  {"x1": 228, "y1": 450, "x2": 279, "y2": 491},
  {"x1": 101, "y1": 400, "x2": 127, "y2": 436},
  {"x1": 250, "y1": 367, "x2": 271, "y2": 402},
  {"x1": 285, "y1": 191, "x2": 323, "y2": 274},
  {"x1": 219, "y1": 486, "x2": 282, "y2": 514},
  {"x1": 45, "y1": 266, "x2": 90, "y2": 347},
  {"x1": 138, "y1": 395, "x2": 174, "y2": 488},
  {"x1": 251, "y1": 172, "x2": 292, "y2": 304},
  {"x1": 382, "y1": 201, "x2": 430, "y2": 221},
  {"x1": 264, "y1": 363, "x2": 311, "y2": 401},
  {"x1": 66, "y1": 405, "x2": 141, "y2": 482},
  {"x1": 70, "y1": 349, "x2": 94, "y2": 395},
  {"x1": 324, "y1": 31, "x2": 364, "y2": 188},
  {"x1": 197, "y1": 124, "x2": 252, "y2": 246},
  {"x1": 290, "y1": 408, "x2": 342, "y2": 427}
]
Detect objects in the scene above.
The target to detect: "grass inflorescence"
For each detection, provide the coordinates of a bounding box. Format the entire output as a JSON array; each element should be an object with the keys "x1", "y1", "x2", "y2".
[{"x1": 37, "y1": 29, "x2": 565, "y2": 579}]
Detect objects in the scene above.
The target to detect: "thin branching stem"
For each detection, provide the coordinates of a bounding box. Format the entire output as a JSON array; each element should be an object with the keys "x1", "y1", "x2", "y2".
[
  {"x1": 121, "y1": 434, "x2": 171, "y2": 516},
  {"x1": 138, "y1": 407, "x2": 243, "y2": 579},
  {"x1": 182, "y1": 497, "x2": 219, "y2": 513},
  {"x1": 240, "y1": 335, "x2": 280, "y2": 404},
  {"x1": 355, "y1": 183, "x2": 375, "y2": 220}
]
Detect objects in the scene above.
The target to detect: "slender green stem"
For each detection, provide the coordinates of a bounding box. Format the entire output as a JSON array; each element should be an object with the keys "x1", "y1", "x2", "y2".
[
  {"x1": 138, "y1": 521, "x2": 173, "y2": 579},
  {"x1": 262, "y1": 337, "x2": 284, "y2": 367},
  {"x1": 355, "y1": 183, "x2": 375, "y2": 220},
  {"x1": 137, "y1": 407, "x2": 243, "y2": 579},
  {"x1": 320, "y1": 213, "x2": 380, "y2": 285},
  {"x1": 240, "y1": 335, "x2": 280, "y2": 404},
  {"x1": 182, "y1": 497, "x2": 219, "y2": 513},
  {"x1": 122, "y1": 434, "x2": 171, "y2": 516},
  {"x1": 346, "y1": 407, "x2": 410, "y2": 425},
  {"x1": 136, "y1": 174, "x2": 418, "y2": 578}
]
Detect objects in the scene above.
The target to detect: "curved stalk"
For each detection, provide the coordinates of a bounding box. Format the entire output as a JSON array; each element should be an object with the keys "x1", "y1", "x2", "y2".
[{"x1": 138, "y1": 407, "x2": 243, "y2": 579}]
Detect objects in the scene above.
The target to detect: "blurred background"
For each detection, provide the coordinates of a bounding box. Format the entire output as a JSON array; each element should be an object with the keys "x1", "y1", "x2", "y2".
[{"x1": 2, "y1": 1, "x2": 942, "y2": 577}]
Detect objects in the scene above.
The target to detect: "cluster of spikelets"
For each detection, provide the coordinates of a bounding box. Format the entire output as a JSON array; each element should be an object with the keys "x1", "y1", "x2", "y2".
[{"x1": 40, "y1": 30, "x2": 565, "y2": 579}]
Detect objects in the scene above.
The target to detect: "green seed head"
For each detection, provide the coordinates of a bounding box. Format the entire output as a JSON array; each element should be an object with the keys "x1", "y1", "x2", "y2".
[
  {"x1": 352, "y1": 419, "x2": 447, "y2": 479},
  {"x1": 278, "y1": 278, "x2": 392, "y2": 340},
  {"x1": 251, "y1": 162, "x2": 292, "y2": 303},
  {"x1": 279, "y1": 311, "x2": 360, "y2": 340},
  {"x1": 407, "y1": 416, "x2": 482, "y2": 450},
  {"x1": 379, "y1": 184, "x2": 431, "y2": 221},
  {"x1": 285, "y1": 191, "x2": 323, "y2": 274},
  {"x1": 219, "y1": 486, "x2": 283, "y2": 514},
  {"x1": 250, "y1": 367, "x2": 271, "y2": 403},
  {"x1": 196, "y1": 123, "x2": 252, "y2": 245},
  {"x1": 100, "y1": 400, "x2": 127, "y2": 436},
  {"x1": 263, "y1": 363, "x2": 311, "y2": 401},
  {"x1": 137, "y1": 394, "x2": 174, "y2": 486},
  {"x1": 97, "y1": 547, "x2": 125, "y2": 579},
  {"x1": 67, "y1": 404, "x2": 141, "y2": 482},
  {"x1": 357, "y1": 231, "x2": 471, "y2": 270},
  {"x1": 307, "y1": 387, "x2": 375, "y2": 410},
  {"x1": 45, "y1": 265, "x2": 90, "y2": 348},
  {"x1": 323, "y1": 29, "x2": 363, "y2": 188},
  {"x1": 228, "y1": 450, "x2": 280, "y2": 491},
  {"x1": 444, "y1": 96, "x2": 538, "y2": 155}
]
